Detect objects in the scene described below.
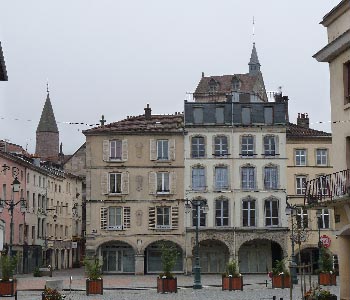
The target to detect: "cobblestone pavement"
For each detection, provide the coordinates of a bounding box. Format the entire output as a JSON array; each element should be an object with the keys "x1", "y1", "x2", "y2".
[{"x1": 13, "y1": 268, "x2": 339, "y2": 300}]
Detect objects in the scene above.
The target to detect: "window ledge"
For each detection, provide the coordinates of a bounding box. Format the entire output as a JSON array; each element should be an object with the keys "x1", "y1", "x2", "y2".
[
  {"x1": 156, "y1": 191, "x2": 170, "y2": 195},
  {"x1": 344, "y1": 102, "x2": 350, "y2": 110},
  {"x1": 214, "y1": 189, "x2": 231, "y2": 193},
  {"x1": 109, "y1": 158, "x2": 123, "y2": 162}
]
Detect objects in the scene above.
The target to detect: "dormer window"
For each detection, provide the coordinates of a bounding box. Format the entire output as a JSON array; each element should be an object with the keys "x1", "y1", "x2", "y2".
[
  {"x1": 208, "y1": 78, "x2": 218, "y2": 93},
  {"x1": 232, "y1": 79, "x2": 240, "y2": 91}
]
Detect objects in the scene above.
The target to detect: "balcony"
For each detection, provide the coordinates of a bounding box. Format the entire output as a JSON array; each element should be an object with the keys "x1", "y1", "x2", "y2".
[{"x1": 304, "y1": 169, "x2": 350, "y2": 206}]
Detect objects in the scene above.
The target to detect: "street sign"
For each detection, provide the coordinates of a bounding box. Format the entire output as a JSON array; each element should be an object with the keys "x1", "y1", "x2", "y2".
[
  {"x1": 320, "y1": 235, "x2": 331, "y2": 248},
  {"x1": 72, "y1": 242, "x2": 78, "y2": 249}
]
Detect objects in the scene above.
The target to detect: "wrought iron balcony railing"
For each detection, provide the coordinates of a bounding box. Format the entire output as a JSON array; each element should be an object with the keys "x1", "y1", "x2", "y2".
[{"x1": 304, "y1": 169, "x2": 350, "y2": 206}]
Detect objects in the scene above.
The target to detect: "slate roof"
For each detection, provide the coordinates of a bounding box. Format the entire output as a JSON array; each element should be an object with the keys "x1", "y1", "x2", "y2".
[
  {"x1": 0, "y1": 42, "x2": 8, "y2": 81},
  {"x1": 36, "y1": 93, "x2": 59, "y2": 133},
  {"x1": 84, "y1": 114, "x2": 184, "y2": 135},
  {"x1": 249, "y1": 42, "x2": 260, "y2": 65},
  {"x1": 287, "y1": 122, "x2": 331, "y2": 138},
  {"x1": 194, "y1": 73, "x2": 258, "y2": 96}
]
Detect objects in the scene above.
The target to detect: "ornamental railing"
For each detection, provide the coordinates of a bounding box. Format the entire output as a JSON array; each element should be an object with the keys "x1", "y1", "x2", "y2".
[{"x1": 304, "y1": 169, "x2": 350, "y2": 206}]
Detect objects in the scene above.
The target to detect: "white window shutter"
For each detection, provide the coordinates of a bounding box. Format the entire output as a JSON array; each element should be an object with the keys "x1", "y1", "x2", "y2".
[
  {"x1": 148, "y1": 172, "x2": 157, "y2": 195},
  {"x1": 169, "y1": 139, "x2": 176, "y2": 160},
  {"x1": 171, "y1": 206, "x2": 179, "y2": 229},
  {"x1": 150, "y1": 139, "x2": 157, "y2": 161},
  {"x1": 170, "y1": 172, "x2": 177, "y2": 194},
  {"x1": 100, "y1": 207, "x2": 108, "y2": 230},
  {"x1": 103, "y1": 140, "x2": 109, "y2": 162},
  {"x1": 121, "y1": 172, "x2": 129, "y2": 195},
  {"x1": 149, "y1": 207, "x2": 156, "y2": 229},
  {"x1": 101, "y1": 172, "x2": 108, "y2": 195},
  {"x1": 122, "y1": 139, "x2": 128, "y2": 161},
  {"x1": 123, "y1": 207, "x2": 131, "y2": 229}
]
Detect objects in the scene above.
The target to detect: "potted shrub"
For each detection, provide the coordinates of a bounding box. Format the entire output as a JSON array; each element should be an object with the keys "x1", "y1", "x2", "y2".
[
  {"x1": 318, "y1": 247, "x2": 336, "y2": 286},
  {"x1": 222, "y1": 259, "x2": 243, "y2": 291},
  {"x1": 42, "y1": 287, "x2": 65, "y2": 300},
  {"x1": 84, "y1": 256, "x2": 103, "y2": 295},
  {"x1": 271, "y1": 259, "x2": 290, "y2": 289},
  {"x1": 157, "y1": 242, "x2": 179, "y2": 293},
  {"x1": 304, "y1": 284, "x2": 337, "y2": 300},
  {"x1": 0, "y1": 255, "x2": 18, "y2": 297}
]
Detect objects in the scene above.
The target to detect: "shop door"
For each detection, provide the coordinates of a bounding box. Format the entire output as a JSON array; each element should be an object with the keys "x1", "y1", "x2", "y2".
[{"x1": 103, "y1": 250, "x2": 122, "y2": 272}]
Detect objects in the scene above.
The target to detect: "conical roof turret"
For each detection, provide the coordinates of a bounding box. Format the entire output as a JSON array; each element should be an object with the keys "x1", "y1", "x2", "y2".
[
  {"x1": 36, "y1": 92, "x2": 58, "y2": 133},
  {"x1": 248, "y1": 42, "x2": 261, "y2": 75}
]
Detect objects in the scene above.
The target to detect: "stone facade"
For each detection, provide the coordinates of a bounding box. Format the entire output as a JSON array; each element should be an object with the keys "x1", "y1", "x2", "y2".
[
  {"x1": 83, "y1": 108, "x2": 185, "y2": 274},
  {"x1": 35, "y1": 132, "x2": 59, "y2": 159},
  {"x1": 286, "y1": 114, "x2": 334, "y2": 274},
  {"x1": 313, "y1": 1, "x2": 350, "y2": 299},
  {"x1": 184, "y1": 99, "x2": 289, "y2": 274}
]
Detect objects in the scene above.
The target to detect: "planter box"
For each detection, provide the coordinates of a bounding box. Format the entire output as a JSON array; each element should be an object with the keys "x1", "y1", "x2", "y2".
[
  {"x1": 272, "y1": 274, "x2": 290, "y2": 289},
  {"x1": 86, "y1": 278, "x2": 103, "y2": 295},
  {"x1": 222, "y1": 276, "x2": 243, "y2": 291},
  {"x1": 42, "y1": 292, "x2": 63, "y2": 300},
  {"x1": 157, "y1": 277, "x2": 177, "y2": 293},
  {"x1": 304, "y1": 296, "x2": 337, "y2": 300},
  {"x1": 0, "y1": 279, "x2": 17, "y2": 296},
  {"x1": 319, "y1": 273, "x2": 336, "y2": 286}
]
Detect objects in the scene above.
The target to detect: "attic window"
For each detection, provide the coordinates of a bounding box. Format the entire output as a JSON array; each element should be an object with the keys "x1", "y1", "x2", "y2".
[
  {"x1": 232, "y1": 79, "x2": 240, "y2": 91},
  {"x1": 208, "y1": 79, "x2": 217, "y2": 93}
]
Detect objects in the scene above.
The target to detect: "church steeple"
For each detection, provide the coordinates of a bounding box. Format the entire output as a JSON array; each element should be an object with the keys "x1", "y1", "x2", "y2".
[
  {"x1": 35, "y1": 86, "x2": 59, "y2": 159},
  {"x1": 248, "y1": 42, "x2": 261, "y2": 75}
]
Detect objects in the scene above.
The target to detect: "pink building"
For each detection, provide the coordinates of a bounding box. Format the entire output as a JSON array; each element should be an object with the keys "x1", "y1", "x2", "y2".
[{"x1": 0, "y1": 152, "x2": 26, "y2": 255}]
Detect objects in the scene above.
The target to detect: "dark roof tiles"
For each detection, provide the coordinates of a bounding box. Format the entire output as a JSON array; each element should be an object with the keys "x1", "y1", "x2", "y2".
[
  {"x1": 84, "y1": 114, "x2": 184, "y2": 134},
  {"x1": 194, "y1": 73, "x2": 258, "y2": 95},
  {"x1": 36, "y1": 93, "x2": 59, "y2": 133},
  {"x1": 287, "y1": 122, "x2": 331, "y2": 138}
]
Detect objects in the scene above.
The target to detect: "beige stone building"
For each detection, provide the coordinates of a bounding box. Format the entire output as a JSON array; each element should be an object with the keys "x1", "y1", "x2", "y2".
[
  {"x1": 311, "y1": 1, "x2": 350, "y2": 299},
  {"x1": 83, "y1": 105, "x2": 185, "y2": 274},
  {"x1": 286, "y1": 113, "x2": 335, "y2": 274},
  {"x1": 184, "y1": 44, "x2": 290, "y2": 274}
]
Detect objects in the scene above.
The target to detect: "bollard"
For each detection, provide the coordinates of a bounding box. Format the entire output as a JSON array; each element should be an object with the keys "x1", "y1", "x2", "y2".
[
  {"x1": 266, "y1": 280, "x2": 268, "y2": 287},
  {"x1": 273, "y1": 296, "x2": 276, "y2": 300}
]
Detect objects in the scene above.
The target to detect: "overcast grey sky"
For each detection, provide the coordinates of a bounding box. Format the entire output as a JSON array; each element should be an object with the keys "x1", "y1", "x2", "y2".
[{"x1": 0, "y1": 1, "x2": 339, "y2": 154}]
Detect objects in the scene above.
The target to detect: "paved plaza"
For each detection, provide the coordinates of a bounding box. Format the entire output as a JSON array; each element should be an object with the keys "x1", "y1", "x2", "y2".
[{"x1": 12, "y1": 268, "x2": 339, "y2": 300}]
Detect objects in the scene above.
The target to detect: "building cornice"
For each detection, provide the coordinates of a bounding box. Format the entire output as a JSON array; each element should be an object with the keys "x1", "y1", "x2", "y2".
[{"x1": 313, "y1": 28, "x2": 350, "y2": 62}]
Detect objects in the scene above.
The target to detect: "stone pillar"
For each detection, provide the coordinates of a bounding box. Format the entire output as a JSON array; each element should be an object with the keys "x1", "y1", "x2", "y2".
[
  {"x1": 135, "y1": 254, "x2": 144, "y2": 275},
  {"x1": 338, "y1": 236, "x2": 350, "y2": 300},
  {"x1": 185, "y1": 255, "x2": 193, "y2": 275}
]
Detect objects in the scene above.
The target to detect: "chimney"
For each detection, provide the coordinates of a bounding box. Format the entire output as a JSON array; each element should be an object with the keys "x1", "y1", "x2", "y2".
[
  {"x1": 144, "y1": 104, "x2": 152, "y2": 120},
  {"x1": 297, "y1": 113, "x2": 309, "y2": 128},
  {"x1": 202, "y1": 72, "x2": 205, "y2": 78}
]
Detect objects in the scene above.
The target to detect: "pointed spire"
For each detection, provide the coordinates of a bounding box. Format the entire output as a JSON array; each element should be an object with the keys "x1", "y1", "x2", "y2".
[
  {"x1": 36, "y1": 89, "x2": 58, "y2": 133},
  {"x1": 248, "y1": 42, "x2": 261, "y2": 75}
]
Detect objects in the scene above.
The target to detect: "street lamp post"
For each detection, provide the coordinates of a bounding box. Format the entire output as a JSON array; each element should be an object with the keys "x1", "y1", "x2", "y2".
[
  {"x1": 316, "y1": 210, "x2": 323, "y2": 271},
  {"x1": 185, "y1": 199, "x2": 208, "y2": 289},
  {"x1": 285, "y1": 199, "x2": 298, "y2": 285},
  {"x1": 0, "y1": 177, "x2": 27, "y2": 256}
]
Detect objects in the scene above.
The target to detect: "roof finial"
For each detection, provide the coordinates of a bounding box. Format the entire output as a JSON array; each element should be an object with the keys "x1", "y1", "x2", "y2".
[
  {"x1": 46, "y1": 79, "x2": 49, "y2": 94},
  {"x1": 100, "y1": 115, "x2": 106, "y2": 126},
  {"x1": 252, "y1": 16, "x2": 255, "y2": 42}
]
